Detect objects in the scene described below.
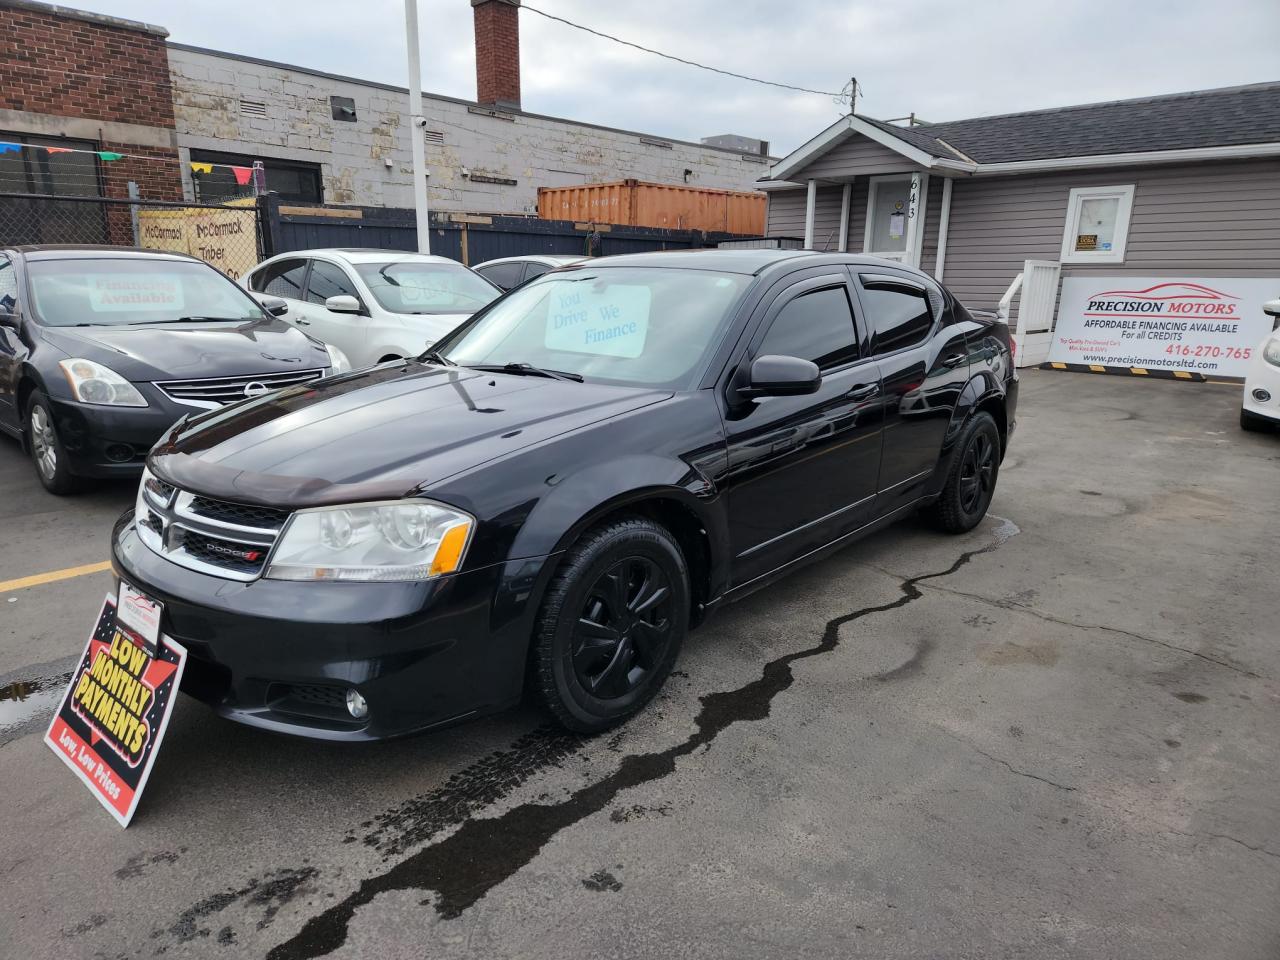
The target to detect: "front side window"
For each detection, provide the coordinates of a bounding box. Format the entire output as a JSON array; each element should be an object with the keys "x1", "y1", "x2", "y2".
[
  {"x1": 355, "y1": 261, "x2": 499, "y2": 314},
  {"x1": 758, "y1": 286, "x2": 859, "y2": 370},
  {"x1": 1060, "y1": 185, "x2": 1135, "y2": 264},
  {"x1": 475, "y1": 261, "x2": 525, "y2": 291},
  {"x1": 254, "y1": 258, "x2": 308, "y2": 299},
  {"x1": 26, "y1": 258, "x2": 264, "y2": 327},
  {"x1": 859, "y1": 278, "x2": 936, "y2": 354},
  {"x1": 306, "y1": 260, "x2": 358, "y2": 305},
  {"x1": 439, "y1": 267, "x2": 752, "y2": 389}
]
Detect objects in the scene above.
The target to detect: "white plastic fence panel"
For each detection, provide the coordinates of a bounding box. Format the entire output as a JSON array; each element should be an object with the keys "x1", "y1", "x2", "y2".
[{"x1": 1012, "y1": 259, "x2": 1061, "y2": 367}]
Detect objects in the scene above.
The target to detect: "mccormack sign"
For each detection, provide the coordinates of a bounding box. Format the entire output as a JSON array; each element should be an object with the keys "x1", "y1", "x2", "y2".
[{"x1": 1048, "y1": 277, "x2": 1279, "y2": 377}]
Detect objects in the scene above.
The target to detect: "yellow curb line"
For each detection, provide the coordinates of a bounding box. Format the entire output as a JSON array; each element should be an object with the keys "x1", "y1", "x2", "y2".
[{"x1": 0, "y1": 560, "x2": 112, "y2": 593}]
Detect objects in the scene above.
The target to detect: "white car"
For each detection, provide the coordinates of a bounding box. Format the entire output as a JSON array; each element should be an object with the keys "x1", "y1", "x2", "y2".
[
  {"x1": 473, "y1": 254, "x2": 588, "y2": 292},
  {"x1": 1241, "y1": 298, "x2": 1280, "y2": 432},
  {"x1": 243, "y1": 249, "x2": 501, "y2": 368}
]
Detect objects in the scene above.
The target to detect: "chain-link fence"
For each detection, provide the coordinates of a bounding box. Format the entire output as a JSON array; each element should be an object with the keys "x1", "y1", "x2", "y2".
[{"x1": 0, "y1": 192, "x2": 265, "y2": 281}]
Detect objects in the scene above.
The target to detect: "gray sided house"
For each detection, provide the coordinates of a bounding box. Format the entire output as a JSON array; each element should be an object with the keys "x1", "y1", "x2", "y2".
[{"x1": 762, "y1": 83, "x2": 1280, "y2": 372}]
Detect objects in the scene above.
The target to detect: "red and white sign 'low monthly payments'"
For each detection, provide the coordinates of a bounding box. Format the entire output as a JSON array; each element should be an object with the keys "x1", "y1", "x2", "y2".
[{"x1": 1048, "y1": 277, "x2": 1278, "y2": 377}]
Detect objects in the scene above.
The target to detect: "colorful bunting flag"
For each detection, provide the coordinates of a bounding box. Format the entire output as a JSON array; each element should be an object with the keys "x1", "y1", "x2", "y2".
[
  {"x1": 0, "y1": 142, "x2": 20, "y2": 154},
  {"x1": 231, "y1": 165, "x2": 253, "y2": 186},
  {"x1": 44, "y1": 146, "x2": 73, "y2": 154},
  {"x1": 97, "y1": 151, "x2": 123, "y2": 161},
  {"x1": 190, "y1": 162, "x2": 213, "y2": 174}
]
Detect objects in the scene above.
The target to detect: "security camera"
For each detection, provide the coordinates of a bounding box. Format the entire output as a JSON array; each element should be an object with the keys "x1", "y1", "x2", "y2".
[{"x1": 413, "y1": 117, "x2": 429, "y2": 129}]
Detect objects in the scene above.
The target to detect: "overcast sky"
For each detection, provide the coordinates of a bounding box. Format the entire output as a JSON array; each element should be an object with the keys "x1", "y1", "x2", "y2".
[{"x1": 80, "y1": 0, "x2": 1279, "y2": 153}]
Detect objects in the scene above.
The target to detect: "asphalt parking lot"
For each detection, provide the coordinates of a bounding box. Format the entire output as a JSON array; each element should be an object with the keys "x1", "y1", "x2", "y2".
[{"x1": 2, "y1": 368, "x2": 1278, "y2": 960}]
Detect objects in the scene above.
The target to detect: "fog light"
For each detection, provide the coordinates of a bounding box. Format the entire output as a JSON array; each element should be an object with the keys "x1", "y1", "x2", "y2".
[
  {"x1": 345, "y1": 688, "x2": 368, "y2": 719},
  {"x1": 104, "y1": 443, "x2": 134, "y2": 463},
  {"x1": 1253, "y1": 388, "x2": 1272, "y2": 403}
]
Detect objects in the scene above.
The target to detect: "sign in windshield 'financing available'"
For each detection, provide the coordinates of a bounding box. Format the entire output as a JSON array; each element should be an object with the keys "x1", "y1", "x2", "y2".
[{"x1": 1048, "y1": 277, "x2": 1278, "y2": 377}]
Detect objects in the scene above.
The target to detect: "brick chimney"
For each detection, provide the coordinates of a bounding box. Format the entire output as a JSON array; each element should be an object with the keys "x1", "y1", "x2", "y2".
[{"x1": 472, "y1": 0, "x2": 521, "y2": 110}]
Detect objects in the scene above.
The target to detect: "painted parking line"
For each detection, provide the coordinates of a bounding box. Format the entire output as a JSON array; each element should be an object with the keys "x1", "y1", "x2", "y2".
[{"x1": 0, "y1": 560, "x2": 112, "y2": 594}]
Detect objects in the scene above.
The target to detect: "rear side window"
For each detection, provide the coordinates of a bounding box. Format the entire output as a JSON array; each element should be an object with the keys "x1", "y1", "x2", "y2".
[
  {"x1": 524, "y1": 262, "x2": 554, "y2": 282},
  {"x1": 0, "y1": 256, "x2": 16, "y2": 311},
  {"x1": 477, "y1": 261, "x2": 524, "y2": 291},
  {"x1": 757, "y1": 285, "x2": 859, "y2": 370},
  {"x1": 306, "y1": 260, "x2": 358, "y2": 304},
  {"x1": 254, "y1": 258, "x2": 307, "y2": 298},
  {"x1": 859, "y1": 276, "x2": 936, "y2": 354}
]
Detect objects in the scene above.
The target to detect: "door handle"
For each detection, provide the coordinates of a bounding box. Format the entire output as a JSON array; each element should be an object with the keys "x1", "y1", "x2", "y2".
[
  {"x1": 294, "y1": 316, "x2": 311, "y2": 326},
  {"x1": 849, "y1": 384, "x2": 879, "y2": 402},
  {"x1": 941, "y1": 352, "x2": 966, "y2": 368}
]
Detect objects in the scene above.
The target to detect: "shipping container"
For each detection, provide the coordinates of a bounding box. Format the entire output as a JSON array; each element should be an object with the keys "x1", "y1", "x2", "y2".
[{"x1": 537, "y1": 179, "x2": 766, "y2": 235}]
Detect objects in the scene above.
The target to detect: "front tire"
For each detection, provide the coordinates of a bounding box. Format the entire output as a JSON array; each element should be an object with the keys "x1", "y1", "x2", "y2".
[
  {"x1": 26, "y1": 391, "x2": 80, "y2": 495},
  {"x1": 929, "y1": 411, "x2": 1000, "y2": 533},
  {"x1": 532, "y1": 517, "x2": 689, "y2": 733}
]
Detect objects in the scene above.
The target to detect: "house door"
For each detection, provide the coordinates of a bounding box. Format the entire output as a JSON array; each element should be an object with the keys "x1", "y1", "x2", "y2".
[{"x1": 865, "y1": 176, "x2": 912, "y2": 263}]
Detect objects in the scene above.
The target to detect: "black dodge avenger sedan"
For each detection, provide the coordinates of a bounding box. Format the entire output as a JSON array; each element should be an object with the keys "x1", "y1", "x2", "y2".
[
  {"x1": 0, "y1": 246, "x2": 348, "y2": 493},
  {"x1": 112, "y1": 250, "x2": 1016, "y2": 737}
]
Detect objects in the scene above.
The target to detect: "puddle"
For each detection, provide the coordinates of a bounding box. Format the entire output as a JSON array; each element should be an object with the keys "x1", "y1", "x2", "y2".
[{"x1": 0, "y1": 672, "x2": 71, "y2": 744}]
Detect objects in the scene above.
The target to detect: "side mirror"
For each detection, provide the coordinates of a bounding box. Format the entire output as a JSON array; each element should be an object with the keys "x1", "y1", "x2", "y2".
[
  {"x1": 257, "y1": 296, "x2": 289, "y2": 317},
  {"x1": 741, "y1": 354, "x2": 822, "y2": 398},
  {"x1": 1264, "y1": 298, "x2": 1280, "y2": 318},
  {"x1": 325, "y1": 294, "x2": 362, "y2": 314}
]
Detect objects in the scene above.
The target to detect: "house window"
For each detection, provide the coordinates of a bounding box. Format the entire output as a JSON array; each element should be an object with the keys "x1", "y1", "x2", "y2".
[
  {"x1": 0, "y1": 132, "x2": 101, "y2": 196},
  {"x1": 189, "y1": 149, "x2": 322, "y2": 204},
  {"x1": 1060, "y1": 185, "x2": 1135, "y2": 264}
]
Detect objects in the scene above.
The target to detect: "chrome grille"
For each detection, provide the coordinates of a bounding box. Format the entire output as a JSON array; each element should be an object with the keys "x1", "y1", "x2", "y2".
[
  {"x1": 135, "y1": 483, "x2": 290, "y2": 582},
  {"x1": 154, "y1": 368, "x2": 325, "y2": 407}
]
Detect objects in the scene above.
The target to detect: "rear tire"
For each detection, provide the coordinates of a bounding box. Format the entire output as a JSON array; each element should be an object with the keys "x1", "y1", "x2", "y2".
[
  {"x1": 532, "y1": 517, "x2": 689, "y2": 733},
  {"x1": 26, "y1": 391, "x2": 81, "y2": 495},
  {"x1": 928, "y1": 411, "x2": 1000, "y2": 534},
  {"x1": 1240, "y1": 408, "x2": 1271, "y2": 432}
]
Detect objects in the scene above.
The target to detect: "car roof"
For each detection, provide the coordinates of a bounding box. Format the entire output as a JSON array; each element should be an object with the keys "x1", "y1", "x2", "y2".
[
  {"x1": 475, "y1": 254, "x2": 587, "y2": 268},
  {"x1": 547, "y1": 248, "x2": 924, "y2": 277},
  {"x1": 276, "y1": 248, "x2": 462, "y2": 266},
  {"x1": 8, "y1": 244, "x2": 200, "y2": 262}
]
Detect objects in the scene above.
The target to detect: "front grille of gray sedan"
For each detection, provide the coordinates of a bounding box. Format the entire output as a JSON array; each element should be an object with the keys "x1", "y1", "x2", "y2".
[
  {"x1": 137, "y1": 482, "x2": 289, "y2": 581},
  {"x1": 154, "y1": 368, "x2": 325, "y2": 407}
]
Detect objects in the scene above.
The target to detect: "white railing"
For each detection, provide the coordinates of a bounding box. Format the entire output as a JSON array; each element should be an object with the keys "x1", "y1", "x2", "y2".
[{"x1": 998, "y1": 260, "x2": 1061, "y2": 367}]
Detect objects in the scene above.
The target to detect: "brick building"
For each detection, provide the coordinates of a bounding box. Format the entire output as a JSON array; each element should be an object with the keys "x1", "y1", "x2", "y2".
[{"x1": 0, "y1": 0, "x2": 183, "y2": 243}]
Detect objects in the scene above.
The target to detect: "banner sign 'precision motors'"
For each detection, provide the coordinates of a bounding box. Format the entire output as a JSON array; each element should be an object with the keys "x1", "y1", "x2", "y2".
[{"x1": 44, "y1": 595, "x2": 186, "y2": 827}]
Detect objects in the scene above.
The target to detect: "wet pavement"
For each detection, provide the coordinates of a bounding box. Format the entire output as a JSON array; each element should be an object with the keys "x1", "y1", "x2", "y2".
[{"x1": 1, "y1": 369, "x2": 1277, "y2": 959}]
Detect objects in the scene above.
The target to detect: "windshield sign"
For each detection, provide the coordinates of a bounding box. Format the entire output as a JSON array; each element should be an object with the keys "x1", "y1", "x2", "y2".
[
  {"x1": 28, "y1": 259, "x2": 262, "y2": 327},
  {"x1": 355, "y1": 262, "x2": 499, "y2": 315},
  {"x1": 442, "y1": 267, "x2": 749, "y2": 389}
]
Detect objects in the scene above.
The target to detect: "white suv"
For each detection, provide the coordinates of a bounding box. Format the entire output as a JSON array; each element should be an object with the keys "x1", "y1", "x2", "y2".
[
  {"x1": 243, "y1": 249, "x2": 501, "y2": 369},
  {"x1": 1242, "y1": 298, "x2": 1280, "y2": 432}
]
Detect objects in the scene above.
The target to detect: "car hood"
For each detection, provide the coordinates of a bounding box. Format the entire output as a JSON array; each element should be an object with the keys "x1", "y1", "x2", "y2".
[
  {"x1": 150, "y1": 362, "x2": 672, "y2": 507},
  {"x1": 39, "y1": 318, "x2": 330, "y2": 382}
]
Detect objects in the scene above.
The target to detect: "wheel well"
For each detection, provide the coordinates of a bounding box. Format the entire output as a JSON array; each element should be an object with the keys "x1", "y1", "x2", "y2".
[
  {"x1": 975, "y1": 395, "x2": 1008, "y2": 453},
  {"x1": 575, "y1": 497, "x2": 714, "y2": 629}
]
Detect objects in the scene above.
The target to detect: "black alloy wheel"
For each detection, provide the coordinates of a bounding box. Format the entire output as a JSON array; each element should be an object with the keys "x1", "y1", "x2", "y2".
[
  {"x1": 533, "y1": 516, "x2": 689, "y2": 732},
  {"x1": 573, "y1": 556, "x2": 674, "y2": 699},
  {"x1": 929, "y1": 411, "x2": 1001, "y2": 533}
]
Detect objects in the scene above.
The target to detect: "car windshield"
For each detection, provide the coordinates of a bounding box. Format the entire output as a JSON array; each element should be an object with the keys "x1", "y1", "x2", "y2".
[
  {"x1": 438, "y1": 266, "x2": 752, "y2": 389},
  {"x1": 354, "y1": 261, "x2": 499, "y2": 315},
  {"x1": 26, "y1": 258, "x2": 263, "y2": 327}
]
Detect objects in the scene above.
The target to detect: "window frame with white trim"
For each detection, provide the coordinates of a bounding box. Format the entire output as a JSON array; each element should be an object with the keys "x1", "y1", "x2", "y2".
[{"x1": 1059, "y1": 184, "x2": 1135, "y2": 265}]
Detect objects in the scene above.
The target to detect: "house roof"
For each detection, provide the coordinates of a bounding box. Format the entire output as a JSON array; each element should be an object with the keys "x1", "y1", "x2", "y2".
[{"x1": 769, "y1": 81, "x2": 1280, "y2": 181}]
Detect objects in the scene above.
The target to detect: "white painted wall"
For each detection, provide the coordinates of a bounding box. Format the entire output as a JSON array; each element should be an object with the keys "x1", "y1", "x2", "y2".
[{"x1": 168, "y1": 45, "x2": 773, "y2": 214}]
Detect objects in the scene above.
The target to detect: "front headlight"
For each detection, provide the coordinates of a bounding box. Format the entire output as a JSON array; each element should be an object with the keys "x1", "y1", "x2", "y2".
[
  {"x1": 59, "y1": 358, "x2": 147, "y2": 406},
  {"x1": 1264, "y1": 339, "x2": 1280, "y2": 367},
  {"x1": 324, "y1": 344, "x2": 352, "y2": 375},
  {"x1": 265, "y1": 500, "x2": 473, "y2": 581}
]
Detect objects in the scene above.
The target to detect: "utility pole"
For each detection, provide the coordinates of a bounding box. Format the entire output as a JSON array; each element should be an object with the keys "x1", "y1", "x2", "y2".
[{"x1": 405, "y1": 0, "x2": 431, "y2": 253}]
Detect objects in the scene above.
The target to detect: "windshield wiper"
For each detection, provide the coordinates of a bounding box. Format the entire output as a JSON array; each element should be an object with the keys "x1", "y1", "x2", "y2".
[
  {"x1": 418, "y1": 349, "x2": 456, "y2": 366},
  {"x1": 133, "y1": 316, "x2": 249, "y2": 325},
  {"x1": 469, "y1": 362, "x2": 583, "y2": 383}
]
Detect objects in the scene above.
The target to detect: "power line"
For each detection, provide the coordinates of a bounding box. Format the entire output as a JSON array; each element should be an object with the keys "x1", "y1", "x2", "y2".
[{"x1": 503, "y1": 0, "x2": 848, "y2": 101}]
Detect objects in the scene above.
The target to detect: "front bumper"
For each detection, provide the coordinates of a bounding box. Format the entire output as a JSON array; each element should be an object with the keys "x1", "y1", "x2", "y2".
[
  {"x1": 111, "y1": 511, "x2": 547, "y2": 740},
  {"x1": 1243, "y1": 352, "x2": 1280, "y2": 423},
  {"x1": 50, "y1": 392, "x2": 191, "y2": 478}
]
